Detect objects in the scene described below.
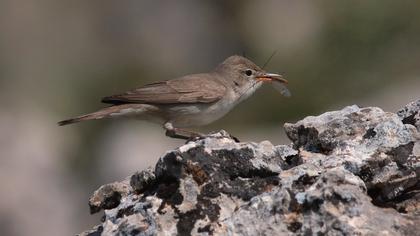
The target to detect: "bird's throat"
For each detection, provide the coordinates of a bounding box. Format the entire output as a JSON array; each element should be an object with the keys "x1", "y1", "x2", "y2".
[{"x1": 236, "y1": 81, "x2": 263, "y2": 103}]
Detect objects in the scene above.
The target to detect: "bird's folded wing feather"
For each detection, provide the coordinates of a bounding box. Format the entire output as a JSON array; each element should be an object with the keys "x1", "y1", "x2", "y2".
[{"x1": 102, "y1": 74, "x2": 227, "y2": 105}]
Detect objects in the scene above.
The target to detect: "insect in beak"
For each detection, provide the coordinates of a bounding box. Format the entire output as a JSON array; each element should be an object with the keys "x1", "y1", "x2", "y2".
[{"x1": 256, "y1": 72, "x2": 291, "y2": 97}]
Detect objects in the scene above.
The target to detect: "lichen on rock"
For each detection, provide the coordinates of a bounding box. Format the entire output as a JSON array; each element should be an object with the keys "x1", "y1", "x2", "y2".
[{"x1": 80, "y1": 100, "x2": 420, "y2": 236}]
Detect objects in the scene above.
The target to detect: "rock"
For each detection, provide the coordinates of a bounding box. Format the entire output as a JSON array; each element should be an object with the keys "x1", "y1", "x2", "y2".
[
  {"x1": 88, "y1": 180, "x2": 131, "y2": 214},
  {"x1": 398, "y1": 99, "x2": 420, "y2": 131},
  {"x1": 80, "y1": 99, "x2": 420, "y2": 236},
  {"x1": 79, "y1": 225, "x2": 103, "y2": 236},
  {"x1": 130, "y1": 167, "x2": 156, "y2": 193}
]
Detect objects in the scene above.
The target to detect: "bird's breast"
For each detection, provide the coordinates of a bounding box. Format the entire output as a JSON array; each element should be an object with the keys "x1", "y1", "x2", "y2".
[
  {"x1": 163, "y1": 84, "x2": 261, "y2": 128},
  {"x1": 163, "y1": 90, "x2": 236, "y2": 127}
]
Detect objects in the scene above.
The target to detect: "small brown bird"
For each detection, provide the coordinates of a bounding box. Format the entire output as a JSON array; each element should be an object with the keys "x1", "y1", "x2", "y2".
[{"x1": 58, "y1": 55, "x2": 290, "y2": 139}]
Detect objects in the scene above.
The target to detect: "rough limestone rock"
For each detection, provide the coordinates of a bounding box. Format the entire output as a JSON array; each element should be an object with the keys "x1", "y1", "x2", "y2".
[{"x1": 80, "y1": 99, "x2": 420, "y2": 236}]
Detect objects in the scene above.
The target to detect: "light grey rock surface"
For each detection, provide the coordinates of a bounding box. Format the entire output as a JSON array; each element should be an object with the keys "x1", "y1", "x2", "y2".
[
  {"x1": 398, "y1": 99, "x2": 420, "y2": 131},
  {"x1": 80, "y1": 100, "x2": 420, "y2": 236}
]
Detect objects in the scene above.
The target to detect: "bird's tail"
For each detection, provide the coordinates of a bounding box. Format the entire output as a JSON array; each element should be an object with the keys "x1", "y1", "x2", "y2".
[
  {"x1": 58, "y1": 114, "x2": 93, "y2": 126},
  {"x1": 58, "y1": 104, "x2": 158, "y2": 126},
  {"x1": 57, "y1": 105, "x2": 128, "y2": 126},
  {"x1": 58, "y1": 110, "x2": 108, "y2": 126}
]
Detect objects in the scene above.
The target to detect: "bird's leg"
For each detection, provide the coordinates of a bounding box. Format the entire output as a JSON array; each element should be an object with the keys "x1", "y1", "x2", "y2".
[
  {"x1": 164, "y1": 123, "x2": 204, "y2": 140},
  {"x1": 165, "y1": 129, "x2": 191, "y2": 140}
]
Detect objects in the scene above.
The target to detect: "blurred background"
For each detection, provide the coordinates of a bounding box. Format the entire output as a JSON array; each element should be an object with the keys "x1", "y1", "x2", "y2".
[{"x1": 1, "y1": 0, "x2": 419, "y2": 235}]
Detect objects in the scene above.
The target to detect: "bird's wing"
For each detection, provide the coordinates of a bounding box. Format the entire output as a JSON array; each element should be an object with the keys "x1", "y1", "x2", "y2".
[{"x1": 102, "y1": 74, "x2": 227, "y2": 105}]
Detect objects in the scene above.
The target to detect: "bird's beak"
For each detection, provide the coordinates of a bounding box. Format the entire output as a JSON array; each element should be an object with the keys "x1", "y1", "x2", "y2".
[{"x1": 255, "y1": 73, "x2": 288, "y2": 84}]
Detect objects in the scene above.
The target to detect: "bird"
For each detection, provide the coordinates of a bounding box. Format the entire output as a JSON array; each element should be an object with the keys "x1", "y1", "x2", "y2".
[{"x1": 58, "y1": 55, "x2": 290, "y2": 140}]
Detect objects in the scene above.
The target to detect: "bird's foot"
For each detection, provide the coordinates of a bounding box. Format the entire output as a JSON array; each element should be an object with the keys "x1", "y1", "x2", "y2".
[
  {"x1": 164, "y1": 123, "x2": 239, "y2": 143},
  {"x1": 165, "y1": 129, "x2": 205, "y2": 143},
  {"x1": 165, "y1": 129, "x2": 191, "y2": 140},
  {"x1": 164, "y1": 123, "x2": 204, "y2": 142}
]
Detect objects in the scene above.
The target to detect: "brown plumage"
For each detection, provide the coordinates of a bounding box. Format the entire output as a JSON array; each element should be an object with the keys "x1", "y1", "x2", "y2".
[
  {"x1": 58, "y1": 55, "x2": 290, "y2": 139},
  {"x1": 58, "y1": 104, "x2": 152, "y2": 126},
  {"x1": 101, "y1": 73, "x2": 226, "y2": 105}
]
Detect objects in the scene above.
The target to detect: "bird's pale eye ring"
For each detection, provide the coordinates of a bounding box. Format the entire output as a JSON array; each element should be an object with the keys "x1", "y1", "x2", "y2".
[{"x1": 245, "y1": 69, "x2": 253, "y2": 76}]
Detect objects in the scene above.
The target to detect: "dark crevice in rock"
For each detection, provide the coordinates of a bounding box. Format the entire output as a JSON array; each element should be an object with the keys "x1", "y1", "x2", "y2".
[
  {"x1": 289, "y1": 126, "x2": 334, "y2": 154},
  {"x1": 197, "y1": 225, "x2": 212, "y2": 233},
  {"x1": 229, "y1": 167, "x2": 278, "y2": 180},
  {"x1": 397, "y1": 100, "x2": 419, "y2": 129},
  {"x1": 354, "y1": 142, "x2": 418, "y2": 211},
  {"x1": 392, "y1": 183, "x2": 420, "y2": 203},
  {"x1": 292, "y1": 174, "x2": 318, "y2": 191},
  {"x1": 116, "y1": 205, "x2": 134, "y2": 219},
  {"x1": 80, "y1": 225, "x2": 103, "y2": 236},
  {"x1": 223, "y1": 176, "x2": 280, "y2": 201},
  {"x1": 155, "y1": 152, "x2": 183, "y2": 180},
  {"x1": 368, "y1": 185, "x2": 391, "y2": 208},
  {"x1": 116, "y1": 202, "x2": 153, "y2": 219},
  {"x1": 401, "y1": 114, "x2": 416, "y2": 126},
  {"x1": 135, "y1": 172, "x2": 184, "y2": 215},
  {"x1": 175, "y1": 197, "x2": 220, "y2": 235},
  {"x1": 130, "y1": 229, "x2": 141, "y2": 235},
  {"x1": 101, "y1": 192, "x2": 121, "y2": 211},
  {"x1": 355, "y1": 154, "x2": 392, "y2": 182},
  {"x1": 395, "y1": 191, "x2": 420, "y2": 214},
  {"x1": 287, "y1": 221, "x2": 302, "y2": 232},
  {"x1": 175, "y1": 208, "x2": 203, "y2": 236},
  {"x1": 363, "y1": 128, "x2": 377, "y2": 139},
  {"x1": 89, "y1": 191, "x2": 122, "y2": 214},
  {"x1": 365, "y1": 174, "x2": 419, "y2": 211},
  {"x1": 371, "y1": 183, "x2": 420, "y2": 211},
  {"x1": 330, "y1": 192, "x2": 356, "y2": 204},
  {"x1": 88, "y1": 181, "x2": 131, "y2": 214},
  {"x1": 386, "y1": 142, "x2": 415, "y2": 168},
  {"x1": 282, "y1": 154, "x2": 302, "y2": 170},
  {"x1": 302, "y1": 198, "x2": 324, "y2": 212},
  {"x1": 155, "y1": 179, "x2": 183, "y2": 213},
  {"x1": 357, "y1": 165, "x2": 375, "y2": 183},
  {"x1": 182, "y1": 146, "x2": 281, "y2": 201}
]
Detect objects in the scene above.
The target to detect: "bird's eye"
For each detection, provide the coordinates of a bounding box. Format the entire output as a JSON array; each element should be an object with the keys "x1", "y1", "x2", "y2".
[{"x1": 245, "y1": 69, "x2": 253, "y2": 76}]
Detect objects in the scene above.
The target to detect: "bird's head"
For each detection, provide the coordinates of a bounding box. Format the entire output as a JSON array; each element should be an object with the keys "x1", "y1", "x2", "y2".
[{"x1": 215, "y1": 55, "x2": 290, "y2": 98}]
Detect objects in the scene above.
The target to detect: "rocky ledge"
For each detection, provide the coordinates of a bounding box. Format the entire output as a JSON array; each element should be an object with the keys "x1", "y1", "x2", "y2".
[{"x1": 81, "y1": 99, "x2": 420, "y2": 236}]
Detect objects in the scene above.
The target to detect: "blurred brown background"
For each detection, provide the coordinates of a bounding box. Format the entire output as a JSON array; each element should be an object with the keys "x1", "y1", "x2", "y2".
[{"x1": 1, "y1": 1, "x2": 419, "y2": 235}]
